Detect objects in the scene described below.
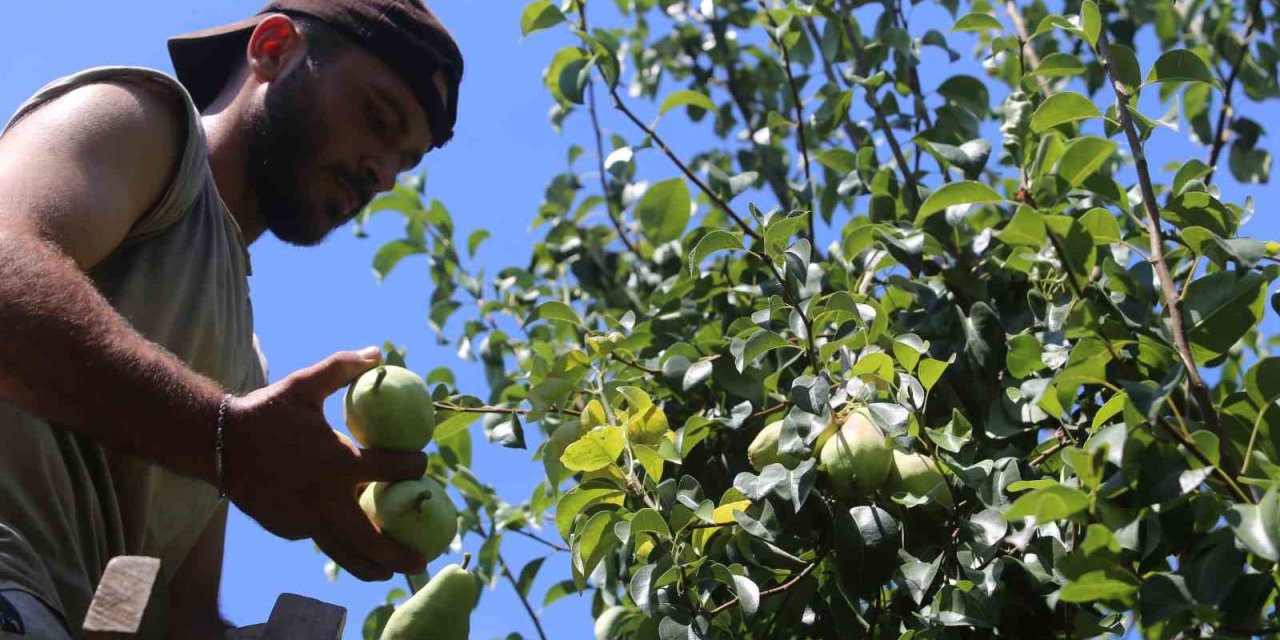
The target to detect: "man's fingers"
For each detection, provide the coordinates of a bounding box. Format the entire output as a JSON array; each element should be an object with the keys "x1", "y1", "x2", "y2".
[
  {"x1": 353, "y1": 449, "x2": 429, "y2": 483},
  {"x1": 334, "y1": 503, "x2": 427, "y2": 576},
  {"x1": 314, "y1": 528, "x2": 390, "y2": 582},
  {"x1": 292, "y1": 347, "x2": 382, "y2": 403}
]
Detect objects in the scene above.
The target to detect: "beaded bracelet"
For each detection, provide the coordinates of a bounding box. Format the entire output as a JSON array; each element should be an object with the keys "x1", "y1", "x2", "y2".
[{"x1": 215, "y1": 393, "x2": 233, "y2": 500}]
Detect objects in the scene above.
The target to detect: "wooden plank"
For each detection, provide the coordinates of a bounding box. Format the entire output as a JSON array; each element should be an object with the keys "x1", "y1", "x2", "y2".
[
  {"x1": 259, "y1": 593, "x2": 346, "y2": 640},
  {"x1": 81, "y1": 556, "x2": 161, "y2": 639}
]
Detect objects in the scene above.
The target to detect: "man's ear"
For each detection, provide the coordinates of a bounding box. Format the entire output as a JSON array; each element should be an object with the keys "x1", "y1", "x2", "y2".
[{"x1": 246, "y1": 14, "x2": 303, "y2": 82}]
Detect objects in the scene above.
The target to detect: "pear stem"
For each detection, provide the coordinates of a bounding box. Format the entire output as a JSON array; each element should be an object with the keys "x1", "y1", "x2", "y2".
[
  {"x1": 415, "y1": 491, "x2": 433, "y2": 511},
  {"x1": 461, "y1": 552, "x2": 472, "y2": 571},
  {"x1": 373, "y1": 366, "x2": 387, "y2": 391}
]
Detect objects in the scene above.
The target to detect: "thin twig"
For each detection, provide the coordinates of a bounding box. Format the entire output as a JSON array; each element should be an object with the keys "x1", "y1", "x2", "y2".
[
  {"x1": 434, "y1": 402, "x2": 582, "y2": 417},
  {"x1": 1095, "y1": 29, "x2": 1230, "y2": 470},
  {"x1": 801, "y1": 18, "x2": 867, "y2": 149},
  {"x1": 499, "y1": 555, "x2": 550, "y2": 640},
  {"x1": 1006, "y1": 1, "x2": 1050, "y2": 99},
  {"x1": 612, "y1": 353, "x2": 662, "y2": 375},
  {"x1": 1154, "y1": 417, "x2": 1253, "y2": 504},
  {"x1": 1206, "y1": 0, "x2": 1265, "y2": 185},
  {"x1": 833, "y1": 0, "x2": 919, "y2": 215},
  {"x1": 574, "y1": 0, "x2": 639, "y2": 253},
  {"x1": 608, "y1": 84, "x2": 762, "y2": 241},
  {"x1": 708, "y1": 552, "x2": 827, "y2": 615},
  {"x1": 757, "y1": 0, "x2": 817, "y2": 244},
  {"x1": 510, "y1": 527, "x2": 570, "y2": 553},
  {"x1": 1029, "y1": 440, "x2": 1068, "y2": 467}
]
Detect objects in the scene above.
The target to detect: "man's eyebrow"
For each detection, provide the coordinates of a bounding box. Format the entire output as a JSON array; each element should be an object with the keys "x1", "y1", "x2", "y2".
[
  {"x1": 369, "y1": 84, "x2": 428, "y2": 168},
  {"x1": 369, "y1": 84, "x2": 408, "y2": 138}
]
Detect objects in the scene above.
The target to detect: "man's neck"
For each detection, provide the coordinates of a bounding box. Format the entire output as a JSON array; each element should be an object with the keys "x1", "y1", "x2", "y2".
[{"x1": 202, "y1": 106, "x2": 266, "y2": 246}]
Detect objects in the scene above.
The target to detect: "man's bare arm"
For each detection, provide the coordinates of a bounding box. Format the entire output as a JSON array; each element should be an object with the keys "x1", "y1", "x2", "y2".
[
  {"x1": 0, "y1": 80, "x2": 429, "y2": 581},
  {"x1": 0, "y1": 81, "x2": 225, "y2": 481}
]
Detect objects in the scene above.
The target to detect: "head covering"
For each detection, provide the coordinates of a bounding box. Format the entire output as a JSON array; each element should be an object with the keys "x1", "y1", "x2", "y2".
[{"x1": 168, "y1": 0, "x2": 463, "y2": 148}]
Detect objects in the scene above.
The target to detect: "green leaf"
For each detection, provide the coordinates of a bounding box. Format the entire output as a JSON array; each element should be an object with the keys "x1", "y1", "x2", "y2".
[
  {"x1": 1228, "y1": 487, "x2": 1280, "y2": 562},
  {"x1": 1146, "y1": 50, "x2": 1220, "y2": 88},
  {"x1": 524, "y1": 300, "x2": 584, "y2": 328},
  {"x1": 516, "y1": 557, "x2": 546, "y2": 598},
  {"x1": 733, "y1": 330, "x2": 802, "y2": 372},
  {"x1": 467, "y1": 229, "x2": 491, "y2": 258},
  {"x1": 1182, "y1": 271, "x2": 1268, "y2": 364},
  {"x1": 373, "y1": 240, "x2": 425, "y2": 283},
  {"x1": 542, "y1": 579, "x2": 581, "y2": 607},
  {"x1": 952, "y1": 13, "x2": 1002, "y2": 32},
  {"x1": 1033, "y1": 52, "x2": 1086, "y2": 77},
  {"x1": 556, "y1": 482, "x2": 625, "y2": 541},
  {"x1": 561, "y1": 426, "x2": 626, "y2": 472},
  {"x1": 1055, "y1": 136, "x2": 1117, "y2": 187},
  {"x1": 732, "y1": 575, "x2": 761, "y2": 617},
  {"x1": 636, "y1": 178, "x2": 692, "y2": 245},
  {"x1": 659, "y1": 90, "x2": 717, "y2": 116},
  {"x1": 1030, "y1": 92, "x2": 1103, "y2": 134},
  {"x1": 1007, "y1": 334, "x2": 1046, "y2": 378},
  {"x1": 520, "y1": 0, "x2": 565, "y2": 37},
  {"x1": 1078, "y1": 208, "x2": 1123, "y2": 244},
  {"x1": 1005, "y1": 484, "x2": 1090, "y2": 522},
  {"x1": 918, "y1": 358, "x2": 950, "y2": 390},
  {"x1": 996, "y1": 208, "x2": 1047, "y2": 246},
  {"x1": 1080, "y1": 0, "x2": 1101, "y2": 47},
  {"x1": 1059, "y1": 570, "x2": 1140, "y2": 603},
  {"x1": 688, "y1": 230, "x2": 745, "y2": 276},
  {"x1": 1107, "y1": 43, "x2": 1142, "y2": 94},
  {"x1": 916, "y1": 180, "x2": 1005, "y2": 223},
  {"x1": 573, "y1": 511, "x2": 621, "y2": 583}
]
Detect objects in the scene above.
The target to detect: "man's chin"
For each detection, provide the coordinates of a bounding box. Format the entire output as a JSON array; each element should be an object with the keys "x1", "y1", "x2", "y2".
[{"x1": 267, "y1": 219, "x2": 331, "y2": 247}]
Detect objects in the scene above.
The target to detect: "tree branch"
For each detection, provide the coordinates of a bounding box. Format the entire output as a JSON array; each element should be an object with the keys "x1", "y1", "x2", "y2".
[
  {"x1": 574, "y1": 0, "x2": 639, "y2": 254},
  {"x1": 756, "y1": 0, "x2": 817, "y2": 244},
  {"x1": 434, "y1": 402, "x2": 582, "y2": 417},
  {"x1": 1094, "y1": 29, "x2": 1230, "y2": 471},
  {"x1": 1206, "y1": 0, "x2": 1265, "y2": 185},
  {"x1": 510, "y1": 527, "x2": 570, "y2": 553},
  {"x1": 607, "y1": 85, "x2": 762, "y2": 241},
  {"x1": 499, "y1": 555, "x2": 549, "y2": 640},
  {"x1": 708, "y1": 552, "x2": 826, "y2": 616},
  {"x1": 1006, "y1": 1, "x2": 1050, "y2": 99},
  {"x1": 833, "y1": 0, "x2": 920, "y2": 215}
]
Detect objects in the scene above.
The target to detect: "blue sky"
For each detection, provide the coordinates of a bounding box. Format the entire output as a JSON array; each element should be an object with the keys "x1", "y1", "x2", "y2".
[{"x1": 2, "y1": 2, "x2": 1278, "y2": 639}]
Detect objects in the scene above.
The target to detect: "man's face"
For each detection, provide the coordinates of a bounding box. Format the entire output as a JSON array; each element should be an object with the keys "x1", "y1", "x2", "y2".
[{"x1": 245, "y1": 38, "x2": 436, "y2": 247}]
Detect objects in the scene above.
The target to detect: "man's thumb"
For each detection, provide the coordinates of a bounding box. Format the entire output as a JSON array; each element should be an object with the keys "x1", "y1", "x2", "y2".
[{"x1": 295, "y1": 347, "x2": 382, "y2": 402}]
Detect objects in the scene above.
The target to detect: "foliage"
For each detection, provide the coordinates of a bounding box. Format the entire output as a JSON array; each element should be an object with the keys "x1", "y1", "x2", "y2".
[{"x1": 350, "y1": 0, "x2": 1280, "y2": 637}]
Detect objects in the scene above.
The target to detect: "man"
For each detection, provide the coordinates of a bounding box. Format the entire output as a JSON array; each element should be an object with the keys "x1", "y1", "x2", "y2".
[{"x1": 0, "y1": 1, "x2": 463, "y2": 637}]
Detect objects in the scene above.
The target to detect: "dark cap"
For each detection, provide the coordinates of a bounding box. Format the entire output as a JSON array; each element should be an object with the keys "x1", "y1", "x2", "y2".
[{"x1": 168, "y1": 0, "x2": 463, "y2": 148}]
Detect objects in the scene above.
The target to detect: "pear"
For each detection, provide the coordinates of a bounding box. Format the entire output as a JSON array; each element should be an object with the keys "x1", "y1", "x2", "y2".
[
  {"x1": 360, "y1": 477, "x2": 457, "y2": 563},
  {"x1": 886, "y1": 451, "x2": 954, "y2": 513},
  {"x1": 818, "y1": 410, "x2": 891, "y2": 498},
  {"x1": 381, "y1": 558, "x2": 480, "y2": 640},
  {"x1": 345, "y1": 365, "x2": 436, "y2": 451},
  {"x1": 747, "y1": 421, "x2": 804, "y2": 471}
]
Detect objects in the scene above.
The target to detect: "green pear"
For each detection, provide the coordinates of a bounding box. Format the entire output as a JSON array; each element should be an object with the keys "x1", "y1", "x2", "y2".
[
  {"x1": 748, "y1": 421, "x2": 804, "y2": 471},
  {"x1": 360, "y1": 477, "x2": 457, "y2": 562},
  {"x1": 380, "y1": 559, "x2": 480, "y2": 640},
  {"x1": 818, "y1": 411, "x2": 891, "y2": 498},
  {"x1": 886, "y1": 451, "x2": 954, "y2": 513},
  {"x1": 345, "y1": 365, "x2": 436, "y2": 451}
]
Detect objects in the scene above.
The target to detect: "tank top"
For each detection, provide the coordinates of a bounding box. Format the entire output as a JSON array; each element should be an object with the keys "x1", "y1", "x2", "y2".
[{"x1": 0, "y1": 66, "x2": 269, "y2": 635}]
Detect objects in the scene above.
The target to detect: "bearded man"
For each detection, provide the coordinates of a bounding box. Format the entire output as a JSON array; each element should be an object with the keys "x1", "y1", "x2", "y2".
[{"x1": 0, "y1": 1, "x2": 463, "y2": 637}]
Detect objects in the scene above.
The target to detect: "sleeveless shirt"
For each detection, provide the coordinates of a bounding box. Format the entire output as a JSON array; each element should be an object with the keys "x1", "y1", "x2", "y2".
[{"x1": 0, "y1": 66, "x2": 269, "y2": 634}]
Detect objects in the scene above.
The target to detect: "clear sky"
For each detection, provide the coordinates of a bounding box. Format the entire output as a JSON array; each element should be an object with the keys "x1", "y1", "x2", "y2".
[{"x1": 2, "y1": 2, "x2": 1278, "y2": 639}]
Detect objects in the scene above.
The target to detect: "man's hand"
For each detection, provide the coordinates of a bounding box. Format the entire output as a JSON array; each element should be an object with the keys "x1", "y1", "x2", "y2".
[{"x1": 221, "y1": 346, "x2": 428, "y2": 581}]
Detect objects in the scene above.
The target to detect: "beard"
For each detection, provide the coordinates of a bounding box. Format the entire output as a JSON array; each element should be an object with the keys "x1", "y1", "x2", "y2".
[{"x1": 243, "y1": 62, "x2": 352, "y2": 247}]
